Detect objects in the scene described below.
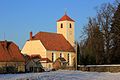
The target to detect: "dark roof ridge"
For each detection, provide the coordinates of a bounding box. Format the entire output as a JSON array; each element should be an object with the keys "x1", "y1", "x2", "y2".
[{"x1": 35, "y1": 31, "x2": 62, "y2": 35}]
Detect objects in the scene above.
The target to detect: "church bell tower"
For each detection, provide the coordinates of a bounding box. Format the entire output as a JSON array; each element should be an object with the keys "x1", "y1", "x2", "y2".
[{"x1": 57, "y1": 13, "x2": 75, "y2": 47}]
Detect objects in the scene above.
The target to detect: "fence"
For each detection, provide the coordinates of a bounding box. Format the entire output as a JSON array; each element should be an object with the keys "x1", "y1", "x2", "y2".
[{"x1": 77, "y1": 65, "x2": 120, "y2": 72}]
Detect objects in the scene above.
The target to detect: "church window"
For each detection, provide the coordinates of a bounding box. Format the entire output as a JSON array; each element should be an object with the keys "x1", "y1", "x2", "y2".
[
  {"x1": 52, "y1": 53, "x2": 54, "y2": 62},
  {"x1": 70, "y1": 23, "x2": 72, "y2": 28},
  {"x1": 61, "y1": 23, "x2": 63, "y2": 28},
  {"x1": 68, "y1": 53, "x2": 70, "y2": 65},
  {"x1": 60, "y1": 53, "x2": 62, "y2": 58}
]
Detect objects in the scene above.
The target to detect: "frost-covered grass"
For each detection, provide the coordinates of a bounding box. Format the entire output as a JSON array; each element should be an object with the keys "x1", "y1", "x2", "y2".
[{"x1": 0, "y1": 70, "x2": 120, "y2": 80}]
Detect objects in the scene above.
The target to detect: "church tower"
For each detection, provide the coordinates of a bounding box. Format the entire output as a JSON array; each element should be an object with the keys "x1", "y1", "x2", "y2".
[{"x1": 57, "y1": 13, "x2": 75, "y2": 47}]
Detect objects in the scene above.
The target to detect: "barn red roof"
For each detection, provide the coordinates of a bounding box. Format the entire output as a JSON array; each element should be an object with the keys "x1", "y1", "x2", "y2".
[
  {"x1": 24, "y1": 55, "x2": 52, "y2": 63},
  {"x1": 30, "y1": 54, "x2": 41, "y2": 59},
  {"x1": 57, "y1": 14, "x2": 74, "y2": 22},
  {"x1": 40, "y1": 58, "x2": 52, "y2": 63},
  {"x1": 0, "y1": 41, "x2": 25, "y2": 62},
  {"x1": 32, "y1": 32, "x2": 75, "y2": 52}
]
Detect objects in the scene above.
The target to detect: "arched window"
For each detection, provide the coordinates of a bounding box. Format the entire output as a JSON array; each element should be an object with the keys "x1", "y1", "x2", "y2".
[
  {"x1": 61, "y1": 23, "x2": 63, "y2": 28},
  {"x1": 68, "y1": 53, "x2": 70, "y2": 65},
  {"x1": 60, "y1": 53, "x2": 62, "y2": 58},
  {"x1": 52, "y1": 53, "x2": 54, "y2": 62},
  {"x1": 70, "y1": 23, "x2": 72, "y2": 28}
]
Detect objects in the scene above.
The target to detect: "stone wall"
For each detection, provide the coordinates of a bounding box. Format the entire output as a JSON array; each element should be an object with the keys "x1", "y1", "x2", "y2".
[{"x1": 78, "y1": 65, "x2": 120, "y2": 72}]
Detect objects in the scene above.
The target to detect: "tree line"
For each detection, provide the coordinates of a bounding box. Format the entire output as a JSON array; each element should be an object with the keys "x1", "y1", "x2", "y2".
[{"x1": 77, "y1": 1, "x2": 120, "y2": 65}]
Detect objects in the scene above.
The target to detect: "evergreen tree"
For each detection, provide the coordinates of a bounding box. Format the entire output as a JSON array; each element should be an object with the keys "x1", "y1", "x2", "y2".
[
  {"x1": 86, "y1": 18, "x2": 104, "y2": 64},
  {"x1": 79, "y1": 18, "x2": 104, "y2": 65},
  {"x1": 111, "y1": 4, "x2": 120, "y2": 63},
  {"x1": 77, "y1": 43, "x2": 81, "y2": 65}
]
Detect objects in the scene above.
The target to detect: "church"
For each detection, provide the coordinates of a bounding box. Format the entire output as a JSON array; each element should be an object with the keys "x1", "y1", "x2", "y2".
[{"x1": 21, "y1": 13, "x2": 76, "y2": 69}]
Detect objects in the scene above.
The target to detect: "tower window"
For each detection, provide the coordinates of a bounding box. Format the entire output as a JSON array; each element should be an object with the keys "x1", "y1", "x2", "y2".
[
  {"x1": 61, "y1": 23, "x2": 63, "y2": 28},
  {"x1": 52, "y1": 53, "x2": 54, "y2": 62},
  {"x1": 70, "y1": 23, "x2": 72, "y2": 28}
]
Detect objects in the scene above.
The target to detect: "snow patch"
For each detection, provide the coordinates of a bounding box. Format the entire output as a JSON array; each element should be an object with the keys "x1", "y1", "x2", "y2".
[{"x1": 0, "y1": 70, "x2": 120, "y2": 80}]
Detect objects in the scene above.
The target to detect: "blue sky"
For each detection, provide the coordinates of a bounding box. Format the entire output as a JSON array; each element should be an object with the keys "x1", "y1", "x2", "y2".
[{"x1": 0, "y1": 0, "x2": 114, "y2": 49}]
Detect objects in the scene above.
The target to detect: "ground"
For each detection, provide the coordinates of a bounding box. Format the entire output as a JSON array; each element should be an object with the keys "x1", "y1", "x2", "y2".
[{"x1": 0, "y1": 70, "x2": 120, "y2": 80}]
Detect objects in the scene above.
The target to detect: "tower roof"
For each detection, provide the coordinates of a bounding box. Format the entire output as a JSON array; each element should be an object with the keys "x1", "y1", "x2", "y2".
[{"x1": 57, "y1": 13, "x2": 75, "y2": 22}]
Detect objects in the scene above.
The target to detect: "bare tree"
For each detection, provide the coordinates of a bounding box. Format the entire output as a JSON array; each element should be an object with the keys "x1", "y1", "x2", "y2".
[
  {"x1": 79, "y1": 2, "x2": 117, "y2": 65},
  {"x1": 96, "y1": 3, "x2": 116, "y2": 64},
  {"x1": 79, "y1": 17, "x2": 104, "y2": 65}
]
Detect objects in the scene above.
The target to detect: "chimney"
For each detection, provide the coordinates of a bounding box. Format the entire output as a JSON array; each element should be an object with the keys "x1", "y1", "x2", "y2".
[
  {"x1": 30, "y1": 32, "x2": 33, "y2": 40},
  {"x1": 4, "y1": 40, "x2": 7, "y2": 48}
]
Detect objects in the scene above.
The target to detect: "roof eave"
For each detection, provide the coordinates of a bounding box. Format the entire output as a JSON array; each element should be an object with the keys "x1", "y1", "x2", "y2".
[{"x1": 57, "y1": 20, "x2": 75, "y2": 22}]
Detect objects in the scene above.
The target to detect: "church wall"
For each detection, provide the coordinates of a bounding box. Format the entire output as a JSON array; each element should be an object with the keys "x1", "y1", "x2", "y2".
[
  {"x1": 46, "y1": 50, "x2": 76, "y2": 67},
  {"x1": 66, "y1": 21, "x2": 75, "y2": 47},
  {"x1": 57, "y1": 21, "x2": 67, "y2": 39},
  {"x1": 21, "y1": 40, "x2": 46, "y2": 58},
  {"x1": 57, "y1": 21, "x2": 75, "y2": 47}
]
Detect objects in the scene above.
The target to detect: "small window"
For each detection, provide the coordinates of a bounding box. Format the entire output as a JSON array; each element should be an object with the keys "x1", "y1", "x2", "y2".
[
  {"x1": 68, "y1": 53, "x2": 69, "y2": 65},
  {"x1": 52, "y1": 53, "x2": 54, "y2": 62},
  {"x1": 61, "y1": 23, "x2": 63, "y2": 28},
  {"x1": 70, "y1": 23, "x2": 72, "y2": 28},
  {"x1": 60, "y1": 53, "x2": 62, "y2": 58}
]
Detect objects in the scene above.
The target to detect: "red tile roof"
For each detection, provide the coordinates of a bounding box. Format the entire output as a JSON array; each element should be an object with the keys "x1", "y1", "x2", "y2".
[
  {"x1": 40, "y1": 58, "x2": 52, "y2": 63},
  {"x1": 57, "y1": 14, "x2": 74, "y2": 22},
  {"x1": 24, "y1": 55, "x2": 52, "y2": 63},
  {"x1": 0, "y1": 41, "x2": 25, "y2": 62},
  {"x1": 30, "y1": 54, "x2": 41, "y2": 59},
  {"x1": 32, "y1": 32, "x2": 75, "y2": 52}
]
